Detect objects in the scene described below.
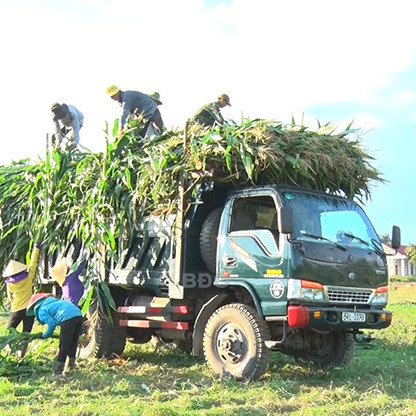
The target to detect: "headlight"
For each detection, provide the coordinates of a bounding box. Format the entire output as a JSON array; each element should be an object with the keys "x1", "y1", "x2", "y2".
[
  {"x1": 288, "y1": 279, "x2": 325, "y2": 302},
  {"x1": 372, "y1": 286, "x2": 388, "y2": 305}
]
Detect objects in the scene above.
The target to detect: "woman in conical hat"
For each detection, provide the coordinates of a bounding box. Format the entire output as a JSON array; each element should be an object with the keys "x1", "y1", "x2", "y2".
[
  {"x1": 50, "y1": 257, "x2": 86, "y2": 306},
  {"x1": 2, "y1": 242, "x2": 42, "y2": 334}
]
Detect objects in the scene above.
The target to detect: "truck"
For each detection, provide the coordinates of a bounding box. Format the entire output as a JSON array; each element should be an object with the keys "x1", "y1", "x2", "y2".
[{"x1": 79, "y1": 181, "x2": 400, "y2": 380}]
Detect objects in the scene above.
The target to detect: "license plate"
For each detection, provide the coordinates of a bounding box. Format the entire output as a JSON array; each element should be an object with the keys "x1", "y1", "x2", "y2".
[{"x1": 342, "y1": 312, "x2": 366, "y2": 322}]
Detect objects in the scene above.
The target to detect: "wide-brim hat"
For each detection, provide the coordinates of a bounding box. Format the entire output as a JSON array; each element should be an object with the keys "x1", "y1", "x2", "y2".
[
  {"x1": 218, "y1": 93, "x2": 231, "y2": 106},
  {"x1": 50, "y1": 257, "x2": 68, "y2": 287},
  {"x1": 106, "y1": 84, "x2": 120, "y2": 97},
  {"x1": 26, "y1": 293, "x2": 53, "y2": 316},
  {"x1": 149, "y1": 92, "x2": 162, "y2": 105},
  {"x1": 3, "y1": 260, "x2": 27, "y2": 278}
]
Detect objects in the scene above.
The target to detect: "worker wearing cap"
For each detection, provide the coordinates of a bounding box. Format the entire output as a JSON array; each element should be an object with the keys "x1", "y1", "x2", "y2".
[
  {"x1": 191, "y1": 94, "x2": 231, "y2": 127},
  {"x1": 149, "y1": 91, "x2": 163, "y2": 106},
  {"x1": 26, "y1": 292, "x2": 83, "y2": 376},
  {"x1": 51, "y1": 103, "x2": 84, "y2": 150},
  {"x1": 50, "y1": 257, "x2": 86, "y2": 306},
  {"x1": 106, "y1": 85, "x2": 164, "y2": 137},
  {"x1": 2, "y1": 242, "x2": 42, "y2": 334}
]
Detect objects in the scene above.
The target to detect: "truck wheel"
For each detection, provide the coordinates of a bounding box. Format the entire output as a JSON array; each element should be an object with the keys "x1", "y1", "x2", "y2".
[
  {"x1": 296, "y1": 329, "x2": 354, "y2": 367},
  {"x1": 79, "y1": 299, "x2": 127, "y2": 358},
  {"x1": 200, "y1": 207, "x2": 223, "y2": 273},
  {"x1": 203, "y1": 303, "x2": 271, "y2": 380},
  {"x1": 111, "y1": 309, "x2": 127, "y2": 356}
]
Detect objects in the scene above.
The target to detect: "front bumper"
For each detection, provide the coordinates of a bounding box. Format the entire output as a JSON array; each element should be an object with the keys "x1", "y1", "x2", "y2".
[{"x1": 287, "y1": 305, "x2": 392, "y2": 330}]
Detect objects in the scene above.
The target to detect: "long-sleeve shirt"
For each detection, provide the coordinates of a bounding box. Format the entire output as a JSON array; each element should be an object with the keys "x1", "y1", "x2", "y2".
[
  {"x1": 34, "y1": 297, "x2": 82, "y2": 339},
  {"x1": 119, "y1": 90, "x2": 157, "y2": 128},
  {"x1": 191, "y1": 101, "x2": 225, "y2": 127},
  {"x1": 61, "y1": 260, "x2": 86, "y2": 305},
  {"x1": 7, "y1": 246, "x2": 40, "y2": 312},
  {"x1": 54, "y1": 105, "x2": 84, "y2": 145}
]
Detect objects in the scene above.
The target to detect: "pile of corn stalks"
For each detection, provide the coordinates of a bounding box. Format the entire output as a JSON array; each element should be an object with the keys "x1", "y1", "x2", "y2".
[{"x1": 0, "y1": 118, "x2": 382, "y2": 281}]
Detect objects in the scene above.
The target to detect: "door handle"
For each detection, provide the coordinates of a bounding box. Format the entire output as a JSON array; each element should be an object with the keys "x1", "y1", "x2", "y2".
[{"x1": 223, "y1": 256, "x2": 237, "y2": 267}]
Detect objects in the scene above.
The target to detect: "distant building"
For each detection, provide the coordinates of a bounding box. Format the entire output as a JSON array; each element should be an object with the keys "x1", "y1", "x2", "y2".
[{"x1": 382, "y1": 243, "x2": 415, "y2": 276}]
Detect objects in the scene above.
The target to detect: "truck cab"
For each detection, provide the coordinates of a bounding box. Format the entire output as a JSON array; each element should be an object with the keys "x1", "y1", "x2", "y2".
[{"x1": 216, "y1": 186, "x2": 392, "y2": 327}]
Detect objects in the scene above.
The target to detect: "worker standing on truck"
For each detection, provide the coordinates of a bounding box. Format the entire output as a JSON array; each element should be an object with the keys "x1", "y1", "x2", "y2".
[
  {"x1": 149, "y1": 91, "x2": 163, "y2": 106},
  {"x1": 26, "y1": 293, "x2": 83, "y2": 377},
  {"x1": 191, "y1": 94, "x2": 231, "y2": 127},
  {"x1": 50, "y1": 257, "x2": 86, "y2": 307},
  {"x1": 106, "y1": 85, "x2": 164, "y2": 137},
  {"x1": 2, "y1": 242, "x2": 42, "y2": 357},
  {"x1": 51, "y1": 103, "x2": 84, "y2": 151}
]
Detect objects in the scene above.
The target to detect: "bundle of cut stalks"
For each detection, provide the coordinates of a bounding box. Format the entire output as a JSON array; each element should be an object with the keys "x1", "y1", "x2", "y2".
[
  {"x1": 0, "y1": 329, "x2": 51, "y2": 376},
  {"x1": 0, "y1": 328, "x2": 39, "y2": 352},
  {"x1": 0, "y1": 118, "x2": 382, "y2": 284}
]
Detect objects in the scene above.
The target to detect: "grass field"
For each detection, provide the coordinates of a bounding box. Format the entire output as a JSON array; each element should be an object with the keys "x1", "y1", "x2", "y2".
[{"x1": 1, "y1": 284, "x2": 416, "y2": 416}]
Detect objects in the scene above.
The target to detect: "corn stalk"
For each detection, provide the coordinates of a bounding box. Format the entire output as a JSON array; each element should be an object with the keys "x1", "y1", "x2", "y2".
[{"x1": 0, "y1": 117, "x2": 382, "y2": 302}]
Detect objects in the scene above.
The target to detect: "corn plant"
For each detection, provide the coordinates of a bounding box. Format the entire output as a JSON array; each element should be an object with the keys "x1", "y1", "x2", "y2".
[{"x1": 0, "y1": 117, "x2": 382, "y2": 306}]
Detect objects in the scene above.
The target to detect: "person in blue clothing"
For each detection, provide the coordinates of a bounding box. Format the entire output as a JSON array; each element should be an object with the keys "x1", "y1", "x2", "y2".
[
  {"x1": 26, "y1": 293, "x2": 83, "y2": 376},
  {"x1": 106, "y1": 84, "x2": 164, "y2": 137}
]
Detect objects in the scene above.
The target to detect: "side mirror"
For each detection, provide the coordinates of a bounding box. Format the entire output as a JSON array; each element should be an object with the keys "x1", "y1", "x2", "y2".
[
  {"x1": 278, "y1": 206, "x2": 294, "y2": 234},
  {"x1": 391, "y1": 225, "x2": 401, "y2": 249}
]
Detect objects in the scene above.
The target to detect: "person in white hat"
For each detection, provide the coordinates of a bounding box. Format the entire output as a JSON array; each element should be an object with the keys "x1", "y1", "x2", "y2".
[
  {"x1": 50, "y1": 257, "x2": 86, "y2": 306},
  {"x1": 2, "y1": 242, "x2": 42, "y2": 335},
  {"x1": 2, "y1": 242, "x2": 42, "y2": 357}
]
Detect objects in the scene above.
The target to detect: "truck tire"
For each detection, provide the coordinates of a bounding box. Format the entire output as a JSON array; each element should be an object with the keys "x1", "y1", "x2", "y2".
[
  {"x1": 111, "y1": 309, "x2": 128, "y2": 356},
  {"x1": 295, "y1": 329, "x2": 355, "y2": 367},
  {"x1": 79, "y1": 300, "x2": 127, "y2": 359},
  {"x1": 200, "y1": 207, "x2": 223, "y2": 273},
  {"x1": 203, "y1": 303, "x2": 271, "y2": 380}
]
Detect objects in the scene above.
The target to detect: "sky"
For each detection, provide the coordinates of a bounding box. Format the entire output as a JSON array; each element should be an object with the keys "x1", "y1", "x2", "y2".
[{"x1": 0, "y1": 0, "x2": 415, "y2": 244}]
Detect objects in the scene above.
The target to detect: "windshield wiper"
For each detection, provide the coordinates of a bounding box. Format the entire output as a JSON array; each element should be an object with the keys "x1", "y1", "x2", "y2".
[
  {"x1": 370, "y1": 238, "x2": 384, "y2": 256},
  {"x1": 301, "y1": 233, "x2": 347, "y2": 251},
  {"x1": 344, "y1": 232, "x2": 384, "y2": 256},
  {"x1": 343, "y1": 232, "x2": 370, "y2": 247}
]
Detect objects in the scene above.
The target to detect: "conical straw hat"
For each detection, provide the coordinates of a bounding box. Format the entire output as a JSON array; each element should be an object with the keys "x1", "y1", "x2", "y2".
[
  {"x1": 3, "y1": 260, "x2": 27, "y2": 278},
  {"x1": 50, "y1": 257, "x2": 68, "y2": 286}
]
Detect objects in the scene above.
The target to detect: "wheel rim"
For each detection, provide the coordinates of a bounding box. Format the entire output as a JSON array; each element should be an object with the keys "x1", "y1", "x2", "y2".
[{"x1": 216, "y1": 323, "x2": 248, "y2": 365}]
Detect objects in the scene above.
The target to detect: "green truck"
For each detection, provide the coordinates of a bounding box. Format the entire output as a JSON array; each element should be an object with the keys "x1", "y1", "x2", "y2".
[{"x1": 80, "y1": 182, "x2": 400, "y2": 380}]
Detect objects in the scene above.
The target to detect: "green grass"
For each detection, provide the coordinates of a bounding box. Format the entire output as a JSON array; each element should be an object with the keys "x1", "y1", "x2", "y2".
[{"x1": 1, "y1": 285, "x2": 416, "y2": 416}]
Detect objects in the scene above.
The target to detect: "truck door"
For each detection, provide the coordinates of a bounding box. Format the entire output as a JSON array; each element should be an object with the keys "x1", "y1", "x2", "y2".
[{"x1": 217, "y1": 194, "x2": 287, "y2": 315}]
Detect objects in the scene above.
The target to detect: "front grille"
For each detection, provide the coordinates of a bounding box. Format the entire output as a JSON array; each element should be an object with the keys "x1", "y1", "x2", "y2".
[{"x1": 327, "y1": 288, "x2": 372, "y2": 304}]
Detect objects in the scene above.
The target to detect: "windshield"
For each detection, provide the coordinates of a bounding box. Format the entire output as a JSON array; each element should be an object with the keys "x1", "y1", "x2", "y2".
[{"x1": 280, "y1": 190, "x2": 380, "y2": 249}]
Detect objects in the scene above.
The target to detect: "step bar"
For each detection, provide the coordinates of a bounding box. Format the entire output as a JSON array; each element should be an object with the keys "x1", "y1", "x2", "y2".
[
  {"x1": 119, "y1": 320, "x2": 189, "y2": 330},
  {"x1": 118, "y1": 305, "x2": 188, "y2": 314},
  {"x1": 117, "y1": 305, "x2": 190, "y2": 331}
]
